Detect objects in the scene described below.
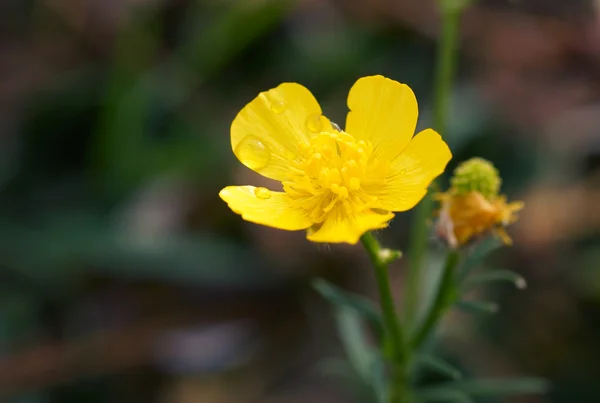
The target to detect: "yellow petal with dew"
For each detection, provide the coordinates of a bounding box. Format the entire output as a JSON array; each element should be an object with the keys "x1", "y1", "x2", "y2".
[
  {"x1": 219, "y1": 186, "x2": 313, "y2": 230},
  {"x1": 346, "y1": 75, "x2": 418, "y2": 161},
  {"x1": 306, "y1": 209, "x2": 394, "y2": 244},
  {"x1": 370, "y1": 129, "x2": 452, "y2": 212},
  {"x1": 231, "y1": 83, "x2": 333, "y2": 181}
]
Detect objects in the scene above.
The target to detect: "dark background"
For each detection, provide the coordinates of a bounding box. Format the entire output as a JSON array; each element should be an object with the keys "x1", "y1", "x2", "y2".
[{"x1": 0, "y1": 0, "x2": 599, "y2": 402}]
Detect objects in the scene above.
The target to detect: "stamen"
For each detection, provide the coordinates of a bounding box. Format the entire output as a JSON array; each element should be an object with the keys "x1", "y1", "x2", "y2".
[
  {"x1": 323, "y1": 198, "x2": 338, "y2": 213},
  {"x1": 349, "y1": 177, "x2": 360, "y2": 190},
  {"x1": 283, "y1": 130, "x2": 386, "y2": 223}
]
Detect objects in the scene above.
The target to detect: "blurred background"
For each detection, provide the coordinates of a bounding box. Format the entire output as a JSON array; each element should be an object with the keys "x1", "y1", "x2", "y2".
[{"x1": 0, "y1": 0, "x2": 599, "y2": 401}]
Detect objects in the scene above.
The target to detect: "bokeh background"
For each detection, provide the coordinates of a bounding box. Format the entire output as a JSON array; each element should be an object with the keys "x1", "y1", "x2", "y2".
[{"x1": 0, "y1": 0, "x2": 599, "y2": 401}]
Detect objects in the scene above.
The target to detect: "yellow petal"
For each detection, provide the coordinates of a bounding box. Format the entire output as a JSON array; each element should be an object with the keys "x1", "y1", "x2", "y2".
[
  {"x1": 345, "y1": 75, "x2": 418, "y2": 160},
  {"x1": 371, "y1": 129, "x2": 452, "y2": 211},
  {"x1": 219, "y1": 186, "x2": 313, "y2": 231},
  {"x1": 306, "y1": 209, "x2": 394, "y2": 244},
  {"x1": 231, "y1": 83, "x2": 333, "y2": 181}
]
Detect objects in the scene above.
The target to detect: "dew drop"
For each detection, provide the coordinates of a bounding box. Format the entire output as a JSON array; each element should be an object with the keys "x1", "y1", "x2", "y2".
[
  {"x1": 234, "y1": 136, "x2": 271, "y2": 171},
  {"x1": 254, "y1": 187, "x2": 272, "y2": 199},
  {"x1": 307, "y1": 115, "x2": 322, "y2": 133},
  {"x1": 271, "y1": 101, "x2": 286, "y2": 114},
  {"x1": 400, "y1": 169, "x2": 408, "y2": 175}
]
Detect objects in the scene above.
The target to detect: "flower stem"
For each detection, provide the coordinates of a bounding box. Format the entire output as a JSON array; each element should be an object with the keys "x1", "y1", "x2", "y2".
[
  {"x1": 361, "y1": 232, "x2": 408, "y2": 364},
  {"x1": 361, "y1": 232, "x2": 412, "y2": 403},
  {"x1": 433, "y1": 6, "x2": 461, "y2": 135},
  {"x1": 404, "y1": 2, "x2": 463, "y2": 329},
  {"x1": 411, "y1": 249, "x2": 460, "y2": 349}
]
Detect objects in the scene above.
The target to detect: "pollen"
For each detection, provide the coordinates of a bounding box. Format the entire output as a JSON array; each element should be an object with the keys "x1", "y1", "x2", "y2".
[{"x1": 283, "y1": 131, "x2": 384, "y2": 223}]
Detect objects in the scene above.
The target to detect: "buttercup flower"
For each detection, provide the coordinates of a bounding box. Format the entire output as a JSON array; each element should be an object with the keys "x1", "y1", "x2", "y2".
[
  {"x1": 220, "y1": 75, "x2": 452, "y2": 244},
  {"x1": 435, "y1": 158, "x2": 524, "y2": 248}
]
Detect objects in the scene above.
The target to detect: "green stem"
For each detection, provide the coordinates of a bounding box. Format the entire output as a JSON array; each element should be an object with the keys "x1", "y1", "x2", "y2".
[
  {"x1": 361, "y1": 233, "x2": 412, "y2": 403},
  {"x1": 433, "y1": 7, "x2": 461, "y2": 135},
  {"x1": 361, "y1": 232, "x2": 408, "y2": 364},
  {"x1": 404, "y1": 3, "x2": 463, "y2": 329},
  {"x1": 412, "y1": 250, "x2": 460, "y2": 349}
]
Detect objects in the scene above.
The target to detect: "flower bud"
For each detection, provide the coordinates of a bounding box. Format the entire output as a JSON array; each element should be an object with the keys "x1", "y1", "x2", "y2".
[{"x1": 450, "y1": 158, "x2": 501, "y2": 200}]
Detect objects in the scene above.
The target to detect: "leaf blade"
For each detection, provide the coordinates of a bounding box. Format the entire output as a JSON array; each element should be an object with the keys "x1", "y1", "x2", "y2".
[
  {"x1": 457, "y1": 236, "x2": 503, "y2": 282},
  {"x1": 313, "y1": 278, "x2": 384, "y2": 339},
  {"x1": 430, "y1": 377, "x2": 550, "y2": 397},
  {"x1": 417, "y1": 387, "x2": 474, "y2": 402},
  {"x1": 463, "y1": 269, "x2": 527, "y2": 291},
  {"x1": 455, "y1": 301, "x2": 499, "y2": 314},
  {"x1": 416, "y1": 354, "x2": 463, "y2": 380}
]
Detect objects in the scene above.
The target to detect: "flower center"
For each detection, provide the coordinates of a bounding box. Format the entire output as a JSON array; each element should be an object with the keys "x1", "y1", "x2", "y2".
[{"x1": 283, "y1": 130, "x2": 388, "y2": 223}]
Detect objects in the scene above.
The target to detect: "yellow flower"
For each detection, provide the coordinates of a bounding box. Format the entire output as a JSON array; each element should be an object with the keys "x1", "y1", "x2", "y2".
[
  {"x1": 219, "y1": 75, "x2": 452, "y2": 244},
  {"x1": 435, "y1": 158, "x2": 524, "y2": 248}
]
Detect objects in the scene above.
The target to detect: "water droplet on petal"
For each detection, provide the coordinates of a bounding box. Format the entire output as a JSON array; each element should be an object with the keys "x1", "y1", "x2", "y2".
[
  {"x1": 271, "y1": 101, "x2": 286, "y2": 114},
  {"x1": 234, "y1": 136, "x2": 271, "y2": 171},
  {"x1": 307, "y1": 115, "x2": 322, "y2": 133},
  {"x1": 400, "y1": 169, "x2": 407, "y2": 175},
  {"x1": 254, "y1": 187, "x2": 271, "y2": 199}
]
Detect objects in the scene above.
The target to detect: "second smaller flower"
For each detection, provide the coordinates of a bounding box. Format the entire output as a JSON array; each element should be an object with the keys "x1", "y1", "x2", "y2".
[{"x1": 435, "y1": 157, "x2": 524, "y2": 248}]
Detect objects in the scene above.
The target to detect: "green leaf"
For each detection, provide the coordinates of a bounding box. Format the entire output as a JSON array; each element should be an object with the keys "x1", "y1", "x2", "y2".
[
  {"x1": 457, "y1": 236, "x2": 503, "y2": 282},
  {"x1": 370, "y1": 353, "x2": 388, "y2": 403},
  {"x1": 417, "y1": 387, "x2": 473, "y2": 402},
  {"x1": 313, "y1": 278, "x2": 384, "y2": 339},
  {"x1": 415, "y1": 354, "x2": 463, "y2": 380},
  {"x1": 332, "y1": 307, "x2": 388, "y2": 403},
  {"x1": 425, "y1": 377, "x2": 550, "y2": 397},
  {"x1": 334, "y1": 308, "x2": 377, "y2": 382},
  {"x1": 462, "y1": 269, "x2": 527, "y2": 291},
  {"x1": 455, "y1": 301, "x2": 499, "y2": 314}
]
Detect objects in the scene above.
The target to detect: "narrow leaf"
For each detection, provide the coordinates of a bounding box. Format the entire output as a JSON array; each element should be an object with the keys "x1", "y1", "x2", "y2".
[
  {"x1": 433, "y1": 377, "x2": 550, "y2": 397},
  {"x1": 313, "y1": 278, "x2": 384, "y2": 339},
  {"x1": 417, "y1": 387, "x2": 474, "y2": 402},
  {"x1": 416, "y1": 354, "x2": 463, "y2": 380},
  {"x1": 456, "y1": 300, "x2": 499, "y2": 314},
  {"x1": 457, "y1": 236, "x2": 503, "y2": 282},
  {"x1": 370, "y1": 354, "x2": 389, "y2": 403},
  {"x1": 316, "y1": 357, "x2": 379, "y2": 402},
  {"x1": 334, "y1": 308, "x2": 377, "y2": 383},
  {"x1": 463, "y1": 269, "x2": 527, "y2": 291},
  {"x1": 332, "y1": 307, "x2": 388, "y2": 403}
]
